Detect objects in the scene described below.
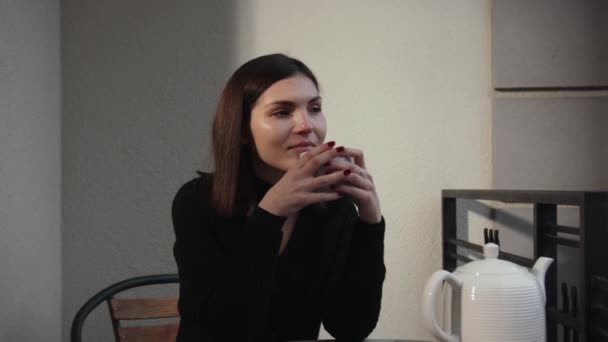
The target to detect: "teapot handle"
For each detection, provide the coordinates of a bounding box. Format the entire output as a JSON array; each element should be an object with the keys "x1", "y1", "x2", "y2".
[{"x1": 422, "y1": 270, "x2": 463, "y2": 342}]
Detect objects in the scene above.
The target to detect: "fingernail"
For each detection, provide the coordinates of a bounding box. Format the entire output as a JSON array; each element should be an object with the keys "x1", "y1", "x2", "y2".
[
  {"x1": 336, "y1": 191, "x2": 344, "y2": 197},
  {"x1": 343, "y1": 169, "x2": 351, "y2": 176},
  {"x1": 336, "y1": 146, "x2": 345, "y2": 152},
  {"x1": 326, "y1": 141, "x2": 336, "y2": 147},
  {"x1": 323, "y1": 162, "x2": 331, "y2": 167}
]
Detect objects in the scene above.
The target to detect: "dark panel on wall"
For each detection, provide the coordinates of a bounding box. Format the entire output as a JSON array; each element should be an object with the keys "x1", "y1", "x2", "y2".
[{"x1": 494, "y1": 0, "x2": 608, "y2": 88}]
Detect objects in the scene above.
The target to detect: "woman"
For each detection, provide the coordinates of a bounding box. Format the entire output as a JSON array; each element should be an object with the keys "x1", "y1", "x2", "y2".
[{"x1": 172, "y1": 54, "x2": 385, "y2": 342}]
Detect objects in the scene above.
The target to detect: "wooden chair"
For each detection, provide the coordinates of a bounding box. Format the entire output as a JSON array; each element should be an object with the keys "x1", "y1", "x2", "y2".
[{"x1": 71, "y1": 274, "x2": 180, "y2": 342}]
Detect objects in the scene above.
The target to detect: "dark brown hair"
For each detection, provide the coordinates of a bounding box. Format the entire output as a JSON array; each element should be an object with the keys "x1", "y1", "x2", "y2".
[{"x1": 209, "y1": 53, "x2": 319, "y2": 217}]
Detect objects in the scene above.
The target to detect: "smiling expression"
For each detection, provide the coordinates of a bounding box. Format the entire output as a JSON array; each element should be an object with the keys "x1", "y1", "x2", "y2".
[{"x1": 248, "y1": 73, "x2": 327, "y2": 183}]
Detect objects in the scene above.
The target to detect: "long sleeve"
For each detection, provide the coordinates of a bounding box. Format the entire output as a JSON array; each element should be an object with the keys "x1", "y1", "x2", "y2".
[
  {"x1": 322, "y1": 212, "x2": 386, "y2": 342},
  {"x1": 171, "y1": 177, "x2": 286, "y2": 341}
]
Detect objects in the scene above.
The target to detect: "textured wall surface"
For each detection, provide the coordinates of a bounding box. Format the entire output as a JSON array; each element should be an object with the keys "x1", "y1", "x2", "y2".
[
  {"x1": 491, "y1": 5, "x2": 608, "y2": 342},
  {"x1": 494, "y1": 0, "x2": 608, "y2": 88},
  {"x1": 61, "y1": 1, "x2": 236, "y2": 340},
  {"x1": 235, "y1": 1, "x2": 492, "y2": 339},
  {"x1": 0, "y1": 1, "x2": 62, "y2": 341},
  {"x1": 494, "y1": 98, "x2": 607, "y2": 191},
  {"x1": 61, "y1": 1, "x2": 492, "y2": 341}
]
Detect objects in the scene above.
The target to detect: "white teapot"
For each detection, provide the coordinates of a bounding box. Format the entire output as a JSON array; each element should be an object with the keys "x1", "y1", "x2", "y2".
[{"x1": 422, "y1": 243, "x2": 553, "y2": 342}]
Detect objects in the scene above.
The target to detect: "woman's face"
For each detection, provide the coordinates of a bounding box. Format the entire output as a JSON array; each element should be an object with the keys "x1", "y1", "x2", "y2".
[{"x1": 249, "y1": 73, "x2": 326, "y2": 182}]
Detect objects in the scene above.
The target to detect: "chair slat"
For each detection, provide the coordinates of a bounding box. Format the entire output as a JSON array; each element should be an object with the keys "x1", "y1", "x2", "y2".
[
  {"x1": 116, "y1": 324, "x2": 179, "y2": 342},
  {"x1": 109, "y1": 298, "x2": 179, "y2": 320}
]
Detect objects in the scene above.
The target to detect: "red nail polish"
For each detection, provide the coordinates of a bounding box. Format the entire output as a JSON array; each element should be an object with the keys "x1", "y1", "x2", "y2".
[
  {"x1": 343, "y1": 169, "x2": 351, "y2": 176},
  {"x1": 336, "y1": 146, "x2": 345, "y2": 152},
  {"x1": 326, "y1": 141, "x2": 336, "y2": 147},
  {"x1": 323, "y1": 162, "x2": 331, "y2": 167}
]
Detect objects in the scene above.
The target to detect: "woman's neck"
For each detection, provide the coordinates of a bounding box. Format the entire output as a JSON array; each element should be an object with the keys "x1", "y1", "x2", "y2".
[{"x1": 252, "y1": 156, "x2": 285, "y2": 185}]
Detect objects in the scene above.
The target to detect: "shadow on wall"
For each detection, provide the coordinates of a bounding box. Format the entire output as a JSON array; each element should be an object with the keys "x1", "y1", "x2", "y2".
[{"x1": 61, "y1": 1, "x2": 236, "y2": 341}]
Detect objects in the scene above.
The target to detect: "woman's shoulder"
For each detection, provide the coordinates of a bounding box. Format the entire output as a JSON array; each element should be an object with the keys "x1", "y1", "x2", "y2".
[{"x1": 172, "y1": 172, "x2": 214, "y2": 214}]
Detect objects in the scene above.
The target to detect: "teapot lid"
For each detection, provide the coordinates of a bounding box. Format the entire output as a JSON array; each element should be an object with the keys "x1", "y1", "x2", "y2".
[{"x1": 457, "y1": 243, "x2": 527, "y2": 275}]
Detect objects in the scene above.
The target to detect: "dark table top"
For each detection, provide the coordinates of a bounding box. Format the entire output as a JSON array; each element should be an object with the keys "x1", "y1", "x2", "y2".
[{"x1": 292, "y1": 340, "x2": 431, "y2": 342}]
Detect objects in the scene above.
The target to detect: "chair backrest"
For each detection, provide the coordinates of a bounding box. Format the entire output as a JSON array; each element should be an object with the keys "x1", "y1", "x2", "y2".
[{"x1": 71, "y1": 274, "x2": 180, "y2": 342}]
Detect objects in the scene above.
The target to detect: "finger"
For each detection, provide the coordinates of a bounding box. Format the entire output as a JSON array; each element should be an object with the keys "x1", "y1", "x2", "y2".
[
  {"x1": 333, "y1": 183, "x2": 372, "y2": 202},
  {"x1": 327, "y1": 155, "x2": 353, "y2": 169},
  {"x1": 322, "y1": 159, "x2": 352, "y2": 174},
  {"x1": 308, "y1": 167, "x2": 351, "y2": 189},
  {"x1": 310, "y1": 168, "x2": 373, "y2": 195},
  {"x1": 321, "y1": 166, "x2": 343, "y2": 175},
  {"x1": 353, "y1": 165, "x2": 373, "y2": 182},
  {"x1": 301, "y1": 145, "x2": 345, "y2": 175},
  {"x1": 302, "y1": 191, "x2": 342, "y2": 205},
  {"x1": 342, "y1": 168, "x2": 374, "y2": 190},
  {"x1": 325, "y1": 163, "x2": 369, "y2": 178},
  {"x1": 297, "y1": 140, "x2": 336, "y2": 166},
  {"x1": 337, "y1": 147, "x2": 366, "y2": 170}
]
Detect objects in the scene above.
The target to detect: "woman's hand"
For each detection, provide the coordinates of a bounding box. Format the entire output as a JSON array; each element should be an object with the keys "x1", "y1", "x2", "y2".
[
  {"x1": 323, "y1": 147, "x2": 382, "y2": 224},
  {"x1": 258, "y1": 141, "x2": 351, "y2": 217}
]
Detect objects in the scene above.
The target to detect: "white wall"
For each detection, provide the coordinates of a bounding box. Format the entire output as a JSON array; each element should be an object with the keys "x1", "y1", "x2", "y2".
[
  {"x1": 61, "y1": 1, "x2": 492, "y2": 340},
  {"x1": 0, "y1": 0, "x2": 62, "y2": 341},
  {"x1": 235, "y1": 1, "x2": 492, "y2": 339}
]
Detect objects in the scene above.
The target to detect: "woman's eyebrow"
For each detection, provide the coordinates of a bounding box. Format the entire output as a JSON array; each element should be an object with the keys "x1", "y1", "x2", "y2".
[
  {"x1": 308, "y1": 96, "x2": 322, "y2": 103},
  {"x1": 265, "y1": 96, "x2": 322, "y2": 108},
  {"x1": 265, "y1": 100, "x2": 294, "y2": 108}
]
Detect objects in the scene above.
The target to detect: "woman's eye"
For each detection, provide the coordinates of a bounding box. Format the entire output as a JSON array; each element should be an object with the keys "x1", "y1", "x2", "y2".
[
  {"x1": 273, "y1": 109, "x2": 291, "y2": 117},
  {"x1": 310, "y1": 105, "x2": 322, "y2": 113}
]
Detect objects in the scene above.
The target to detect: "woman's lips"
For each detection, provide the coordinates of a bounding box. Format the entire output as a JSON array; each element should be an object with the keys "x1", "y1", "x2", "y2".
[{"x1": 290, "y1": 145, "x2": 313, "y2": 152}]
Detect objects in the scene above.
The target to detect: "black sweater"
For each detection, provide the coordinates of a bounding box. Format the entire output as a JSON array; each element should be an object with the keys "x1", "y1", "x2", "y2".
[{"x1": 171, "y1": 173, "x2": 386, "y2": 341}]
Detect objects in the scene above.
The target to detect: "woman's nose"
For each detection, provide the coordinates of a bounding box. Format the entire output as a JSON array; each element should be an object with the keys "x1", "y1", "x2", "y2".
[{"x1": 293, "y1": 111, "x2": 313, "y2": 133}]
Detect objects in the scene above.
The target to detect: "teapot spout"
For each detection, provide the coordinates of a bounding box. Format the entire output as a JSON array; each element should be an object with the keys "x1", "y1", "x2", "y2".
[{"x1": 531, "y1": 257, "x2": 554, "y2": 303}]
